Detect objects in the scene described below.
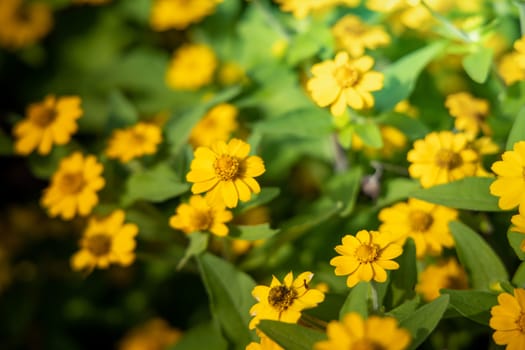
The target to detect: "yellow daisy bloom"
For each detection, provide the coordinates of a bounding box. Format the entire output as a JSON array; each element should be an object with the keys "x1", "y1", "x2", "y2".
[
  {"x1": 186, "y1": 138, "x2": 265, "y2": 208},
  {"x1": 13, "y1": 95, "x2": 82, "y2": 156},
  {"x1": 249, "y1": 271, "x2": 325, "y2": 329},
  {"x1": 119, "y1": 318, "x2": 182, "y2": 350},
  {"x1": 415, "y1": 258, "x2": 468, "y2": 301},
  {"x1": 0, "y1": 0, "x2": 53, "y2": 49},
  {"x1": 273, "y1": 0, "x2": 360, "y2": 19},
  {"x1": 330, "y1": 230, "x2": 402, "y2": 288},
  {"x1": 41, "y1": 152, "x2": 105, "y2": 220},
  {"x1": 445, "y1": 92, "x2": 491, "y2": 137},
  {"x1": 490, "y1": 141, "x2": 525, "y2": 212},
  {"x1": 332, "y1": 14, "x2": 391, "y2": 58},
  {"x1": 490, "y1": 288, "x2": 525, "y2": 349},
  {"x1": 246, "y1": 331, "x2": 283, "y2": 350},
  {"x1": 105, "y1": 122, "x2": 163, "y2": 163},
  {"x1": 189, "y1": 103, "x2": 238, "y2": 149},
  {"x1": 306, "y1": 52, "x2": 384, "y2": 116},
  {"x1": 314, "y1": 312, "x2": 411, "y2": 350},
  {"x1": 378, "y1": 198, "x2": 458, "y2": 259},
  {"x1": 166, "y1": 43, "x2": 217, "y2": 91},
  {"x1": 169, "y1": 195, "x2": 233, "y2": 237},
  {"x1": 71, "y1": 210, "x2": 138, "y2": 272},
  {"x1": 498, "y1": 52, "x2": 525, "y2": 86},
  {"x1": 150, "y1": 0, "x2": 221, "y2": 31},
  {"x1": 407, "y1": 131, "x2": 479, "y2": 188}
]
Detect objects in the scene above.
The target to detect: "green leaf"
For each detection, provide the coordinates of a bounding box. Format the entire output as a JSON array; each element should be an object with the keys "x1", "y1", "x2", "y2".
[
  {"x1": 197, "y1": 253, "x2": 256, "y2": 347},
  {"x1": 506, "y1": 107, "x2": 525, "y2": 151},
  {"x1": 125, "y1": 202, "x2": 173, "y2": 240},
  {"x1": 377, "y1": 113, "x2": 429, "y2": 140},
  {"x1": 286, "y1": 23, "x2": 333, "y2": 66},
  {"x1": 177, "y1": 232, "x2": 209, "y2": 270},
  {"x1": 0, "y1": 129, "x2": 12, "y2": 155},
  {"x1": 387, "y1": 297, "x2": 421, "y2": 322},
  {"x1": 324, "y1": 167, "x2": 363, "y2": 217},
  {"x1": 253, "y1": 108, "x2": 333, "y2": 137},
  {"x1": 257, "y1": 320, "x2": 327, "y2": 350},
  {"x1": 512, "y1": 261, "x2": 525, "y2": 287},
  {"x1": 410, "y1": 177, "x2": 501, "y2": 211},
  {"x1": 339, "y1": 282, "x2": 369, "y2": 319},
  {"x1": 450, "y1": 221, "x2": 508, "y2": 290},
  {"x1": 121, "y1": 163, "x2": 189, "y2": 206},
  {"x1": 354, "y1": 122, "x2": 383, "y2": 148},
  {"x1": 376, "y1": 178, "x2": 420, "y2": 208},
  {"x1": 387, "y1": 238, "x2": 417, "y2": 308},
  {"x1": 106, "y1": 90, "x2": 139, "y2": 130},
  {"x1": 229, "y1": 224, "x2": 280, "y2": 241},
  {"x1": 170, "y1": 321, "x2": 228, "y2": 350},
  {"x1": 400, "y1": 295, "x2": 449, "y2": 350},
  {"x1": 337, "y1": 124, "x2": 354, "y2": 149},
  {"x1": 236, "y1": 187, "x2": 281, "y2": 213},
  {"x1": 442, "y1": 289, "x2": 498, "y2": 326},
  {"x1": 27, "y1": 144, "x2": 75, "y2": 180},
  {"x1": 462, "y1": 46, "x2": 493, "y2": 84},
  {"x1": 508, "y1": 231, "x2": 525, "y2": 260}
]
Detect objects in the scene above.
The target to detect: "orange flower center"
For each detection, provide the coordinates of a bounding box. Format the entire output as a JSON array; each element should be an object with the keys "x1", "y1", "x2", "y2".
[
  {"x1": 213, "y1": 155, "x2": 240, "y2": 181},
  {"x1": 435, "y1": 149, "x2": 463, "y2": 170},
  {"x1": 355, "y1": 244, "x2": 378, "y2": 263},
  {"x1": 268, "y1": 285, "x2": 298, "y2": 312},
  {"x1": 352, "y1": 339, "x2": 386, "y2": 350},
  {"x1": 518, "y1": 313, "x2": 525, "y2": 332},
  {"x1": 343, "y1": 23, "x2": 367, "y2": 36},
  {"x1": 32, "y1": 107, "x2": 57, "y2": 128},
  {"x1": 193, "y1": 210, "x2": 213, "y2": 231},
  {"x1": 409, "y1": 210, "x2": 434, "y2": 232},
  {"x1": 58, "y1": 172, "x2": 86, "y2": 195},
  {"x1": 446, "y1": 275, "x2": 467, "y2": 290},
  {"x1": 130, "y1": 130, "x2": 146, "y2": 146},
  {"x1": 85, "y1": 234, "x2": 111, "y2": 257},
  {"x1": 334, "y1": 64, "x2": 360, "y2": 88}
]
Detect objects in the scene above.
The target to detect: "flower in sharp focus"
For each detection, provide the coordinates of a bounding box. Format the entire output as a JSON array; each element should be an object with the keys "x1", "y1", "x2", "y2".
[
  {"x1": 186, "y1": 138, "x2": 265, "y2": 208},
  {"x1": 249, "y1": 271, "x2": 325, "y2": 329},
  {"x1": 189, "y1": 103, "x2": 238, "y2": 149},
  {"x1": 490, "y1": 141, "x2": 525, "y2": 212},
  {"x1": 166, "y1": 43, "x2": 217, "y2": 91},
  {"x1": 445, "y1": 92, "x2": 491, "y2": 137},
  {"x1": 307, "y1": 52, "x2": 383, "y2": 116},
  {"x1": 13, "y1": 95, "x2": 82, "y2": 156},
  {"x1": 105, "y1": 122, "x2": 162, "y2": 163},
  {"x1": 169, "y1": 195, "x2": 233, "y2": 237},
  {"x1": 407, "y1": 131, "x2": 479, "y2": 188},
  {"x1": 490, "y1": 288, "x2": 525, "y2": 350},
  {"x1": 314, "y1": 312, "x2": 411, "y2": 350},
  {"x1": 71, "y1": 210, "x2": 138, "y2": 273},
  {"x1": 41, "y1": 152, "x2": 105, "y2": 220},
  {"x1": 415, "y1": 258, "x2": 468, "y2": 301},
  {"x1": 330, "y1": 230, "x2": 402, "y2": 288},
  {"x1": 150, "y1": 0, "x2": 222, "y2": 31},
  {"x1": 378, "y1": 198, "x2": 457, "y2": 258}
]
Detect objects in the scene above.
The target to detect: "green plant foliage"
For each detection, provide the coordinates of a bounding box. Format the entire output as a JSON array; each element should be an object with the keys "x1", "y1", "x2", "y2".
[
  {"x1": 506, "y1": 107, "x2": 525, "y2": 150},
  {"x1": 339, "y1": 282, "x2": 370, "y2": 319},
  {"x1": 508, "y1": 231, "x2": 525, "y2": 260},
  {"x1": 170, "y1": 321, "x2": 228, "y2": 350},
  {"x1": 462, "y1": 46, "x2": 493, "y2": 83},
  {"x1": 443, "y1": 289, "x2": 498, "y2": 325},
  {"x1": 257, "y1": 320, "x2": 327, "y2": 350},
  {"x1": 324, "y1": 167, "x2": 363, "y2": 217}
]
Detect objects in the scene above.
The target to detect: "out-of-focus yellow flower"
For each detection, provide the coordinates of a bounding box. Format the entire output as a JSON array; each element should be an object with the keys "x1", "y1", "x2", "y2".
[
  {"x1": 273, "y1": 0, "x2": 359, "y2": 19},
  {"x1": 490, "y1": 288, "x2": 525, "y2": 349},
  {"x1": 150, "y1": 0, "x2": 222, "y2": 31},
  {"x1": 119, "y1": 318, "x2": 182, "y2": 350},
  {"x1": 0, "y1": 0, "x2": 53, "y2": 49},
  {"x1": 332, "y1": 14, "x2": 390, "y2": 57},
  {"x1": 498, "y1": 52, "x2": 525, "y2": 86},
  {"x1": 353, "y1": 125, "x2": 407, "y2": 158},
  {"x1": 218, "y1": 61, "x2": 247, "y2": 86},
  {"x1": 189, "y1": 103, "x2": 238, "y2": 149},
  {"x1": 271, "y1": 38, "x2": 289, "y2": 58},
  {"x1": 394, "y1": 100, "x2": 419, "y2": 118},
  {"x1": 106, "y1": 122, "x2": 162, "y2": 163},
  {"x1": 166, "y1": 44, "x2": 217, "y2": 91},
  {"x1": 13, "y1": 95, "x2": 82, "y2": 156},
  {"x1": 416, "y1": 258, "x2": 468, "y2": 301},
  {"x1": 490, "y1": 141, "x2": 525, "y2": 212},
  {"x1": 445, "y1": 92, "x2": 491, "y2": 137}
]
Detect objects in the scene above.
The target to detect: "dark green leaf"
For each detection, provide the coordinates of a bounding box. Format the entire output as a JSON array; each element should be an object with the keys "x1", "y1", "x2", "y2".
[
  {"x1": 339, "y1": 282, "x2": 369, "y2": 319},
  {"x1": 387, "y1": 297, "x2": 420, "y2": 322},
  {"x1": 462, "y1": 46, "x2": 493, "y2": 84},
  {"x1": 106, "y1": 90, "x2": 139, "y2": 130},
  {"x1": 0, "y1": 129, "x2": 13, "y2": 155},
  {"x1": 377, "y1": 113, "x2": 429, "y2": 140},
  {"x1": 229, "y1": 224, "x2": 280, "y2": 241},
  {"x1": 325, "y1": 167, "x2": 363, "y2": 217},
  {"x1": 257, "y1": 320, "x2": 327, "y2": 350},
  {"x1": 506, "y1": 107, "x2": 525, "y2": 151},
  {"x1": 387, "y1": 238, "x2": 417, "y2": 308},
  {"x1": 442, "y1": 289, "x2": 498, "y2": 325},
  {"x1": 177, "y1": 232, "x2": 209, "y2": 270},
  {"x1": 28, "y1": 144, "x2": 76, "y2": 180},
  {"x1": 354, "y1": 122, "x2": 383, "y2": 148},
  {"x1": 508, "y1": 231, "x2": 525, "y2": 260},
  {"x1": 170, "y1": 321, "x2": 228, "y2": 350}
]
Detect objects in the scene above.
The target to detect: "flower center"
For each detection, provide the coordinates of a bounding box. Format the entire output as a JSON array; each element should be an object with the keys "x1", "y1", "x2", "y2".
[
  {"x1": 58, "y1": 172, "x2": 85, "y2": 195},
  {"x1": 435, "y1": 149, "x2": 463, "y2": 170},
  {"x1": 213, "y1": 155, "x2": 240, "y2": 181},
  {"x1": 446, "y1": 275, "x2": 467, "y2": 290},
  {"x1": 352, "y1": 339, "x2": 386, "y2": 350},
  {"x1": 343, "y1": 24, "x2": 366, "y2": 36},
  {"x1": 334, "y1": 64, "x2": 360, "y2": 88},
  {"x1": 409, "y1": 210, "x2": 434, "y2": 232},
  {"x1": 267, "y1": 285, "x2": 298, "y2": 312},
  {"x1": 193, "y1": 210, "x2": 213, "y2": 231},
  {"x1": 355, "y1": 244, "x2": 378, "y2": 263},
  {"x1": 85, "y1": 234, "x2": 112, "y2": 257},
  {"x1": 32, "y1": 107, "x2": 57, "y2": 128},
  {"x1": 130, "y1": 130, "x2": 146, "y2": 146}
]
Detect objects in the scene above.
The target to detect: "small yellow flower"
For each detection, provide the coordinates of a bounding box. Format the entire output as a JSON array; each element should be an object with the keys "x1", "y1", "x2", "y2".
[
  {"x1": 246, "y1": 331, "x2": 283, "y2": 350},
  {"x1": 330, "y1": 230, "x2": 402, "y2": 288},
  {"x1": 169, "y1": 195, "x2": 233, "y2": 237},
  {"x1": 352, "y1": 125, "x2": 407, "y2": 158},
  {"x1": 332, "y1": 14, "x2": 390, "y2": 57},
  {"x1": 415, "y1": 258, "x2": 468, "y2": 301},
  {"x1": 273, "y1": 0, "x2": 359, "y2": 19},
  {"x1": 498, "y1": 52, "x2": 525, "y2": 86},
  {"x1": 71, "y1": 210, "x2": 138, "y2": 272},
  {"x1": 407, "y1": 131, "x2": 479, "y2": 188},
  {"x1": 13, "y1": 95, "x2": 82, "y2": 156},
  {"x1": 105, "y1": 122, "x2": 162, "y2": 163},
  {"x1": 490, "y1": 288, "x2": 525, "y2": 349},
  {"x1": 394, "y1": 99, "x2": 419, "y2": 118},
  {"x1": 189, "y1": 103, "x2": 238, "y2": 149},
  {"x1": 166, "y1": 44, "x2": 217, "y2": 91},
  {"x1": 150, "y1": 0, "x2": 221, "y2": 31},
  {"x1": 378, "y1": 198, "x2": 457, "y2": 258},
  {"x1": 445, "y1": 92, "x2": 491, "y2": 137},
  {"x1": 119, "y1": 318, "x2": 182, "y2": 350},
  {"x1": 249, "y1": 271, "x2": 325, "y2": 329},
  {"x1": 307, "y1": 52, "x2": 384, "y2": 116},
  {"x1": 41, "y1": 152, "x2": 105, "y2": 220},
  {"x1": 218, "y1": 61, "x2": 247, "y2": 86},
  {"x1": 314, "y1": 312, "x2": 411, "y2": 350},
  {"x1": 186, "y1": 138, "x2": 265, "y2": 208},
  {"x1": 490, "y1": 141, "x2": 525, "y2": 212}
]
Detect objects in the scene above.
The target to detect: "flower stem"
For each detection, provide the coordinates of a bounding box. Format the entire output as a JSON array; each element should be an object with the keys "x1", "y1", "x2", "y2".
[{"x1": 331, "y1": 133, "x2": 348, "y2": 173}]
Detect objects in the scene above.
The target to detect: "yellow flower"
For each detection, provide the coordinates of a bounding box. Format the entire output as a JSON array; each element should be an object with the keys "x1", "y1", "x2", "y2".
[
  {"x1": 119, "y1": 318, "x2": 182, "y2": 350},
  {"x1": 445, "y1": 92, "x2": 491, "y2": 137},
  {"x1": 189, "y1": 103, "x2": 238, "y2": 149},
  {"x1": 352, "y1": 125, "x2": 407, "y2": 158},
  {"x1": 166, "y1": 43, "x2": 217, "y2": 91},
  {"x1": 13, "y1": 95, "x2": 82, "y2": 156},
  {"x1": 218, "y1": 61, "x2": 247, "y2": 86},
  {"x1": 490, "y1": 141, "x2": 525, "y2": 212},
  {"x1": 41, "y1": 152, "x2": 105, "y2": 220},
  {"x1": 71, "y1": 210, "x2": 138, "y2": 272},
  {"x1": 490, "y1": 288, "x2": 525, "y2": 349},
  {"x1": 332, "y1": 14, "x2": 390, "y2": 57},
  {"x1": 314, "y1": 312, "x2": 411, "y2": 350},
  {"x1": 246, "y1": 331, "x2": 283, "y2": 350},
  {"x1": 378, "y1": 198, "x2": 457, "y2": 259},
  {"x1": 169, "y1": 195, "x2": 233, "y2": 237},
  {"x1": 415, "y1": 258, "x2": 468, "y2": 301},
  {"x1": 105, "y1": 122, "x2": 162, "y2": 163},
  {"x1": 273, "y1": 0, "x2": 359, "y2": 19},
  {"x1": 330, "y1": 230, "x2": 402, "y2": 288},
  {"x1": 150, "y1": 0, "x2": 221, "y2": 31},
  {"x1": 0, "y1": 0, "x2": 53, "y2": 49},
  {"x1": 249, "y1": 271, "x2": 325, "y2": 329},
  {"x1": 498, "y1": 52, "x2": 525, "y2": 86},
  {"x1": 307, "y1": 52, "x2": 384, "y2": 116},
  {"x1": 186, "y1": 138, "x2": 265, "y2": 208},
  {"x1": 407, "y1": 131, "x2": 479, "y2": 188},
  {"x1": 394, "y1": 99, "x2": 419, "y2": 118}
]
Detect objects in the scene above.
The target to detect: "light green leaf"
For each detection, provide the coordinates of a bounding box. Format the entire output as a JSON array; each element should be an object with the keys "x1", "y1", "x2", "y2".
[
  {"x1": 337, "y1": 124, "x2": 354, "y2": 149},
  {"x1": 170, "y1": 321, "x2": 228, "y2": 350},
  {"x1": 410, "y1": 177, "x2": 501, "y2": 211},
  {"x1": 286, "y1": 24, "x2": 333, "y2": 66},
  {"x1": 339, "y1": 282, "x2": 369, "y2": 320},
  {"x1": 376, "y1": 178, "x2": 420, "y2": 208},
  {"x1": 229, "y1": 224, "x2": 280, "y2": 241},
  {"x1": 387, "y1": 238, "x2": 417, "y2": 308},
  {"x1": 462, "y1": 46, "x2": 493, "y2": 83},
  {"x1": 508, "y1": 231, "x2": 525, "y2": 260},
  {"x1": 177, "y1": 232, "x2": 209, "y2": 270},
  {"x1": 377, "y1": 113, "x2": 429, "y2": 140},
  {"x1": 258, "y1": 320, "x2": 327, "y2": 350},
  {"x1": 442, "y1": 289, "x2": 498, "y2": 326},
  {"x1": 354, "y1": 122, "x2": 383, "y2": 148},
  {"x1": 450, "y1": 221, "x2": 508, "y2": 290},
  {"x1": 506, "y1": 107, "x2": 525, "y2": 151},
  {"x1": 324, "y1": 167, "x2": 363, "y2": 217},
  {"x1": 253, "y1": 108, "x2": 333, "y2": 137},
  {"x1": 512, "y1": 262, "x2": 525, "y2": 287},
  {"x1": 387, "y1": 297, "x2": 420, "y2": 322},
  {"x1": 236, "y1": 187, "x2": 281, "y2": 213}
]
